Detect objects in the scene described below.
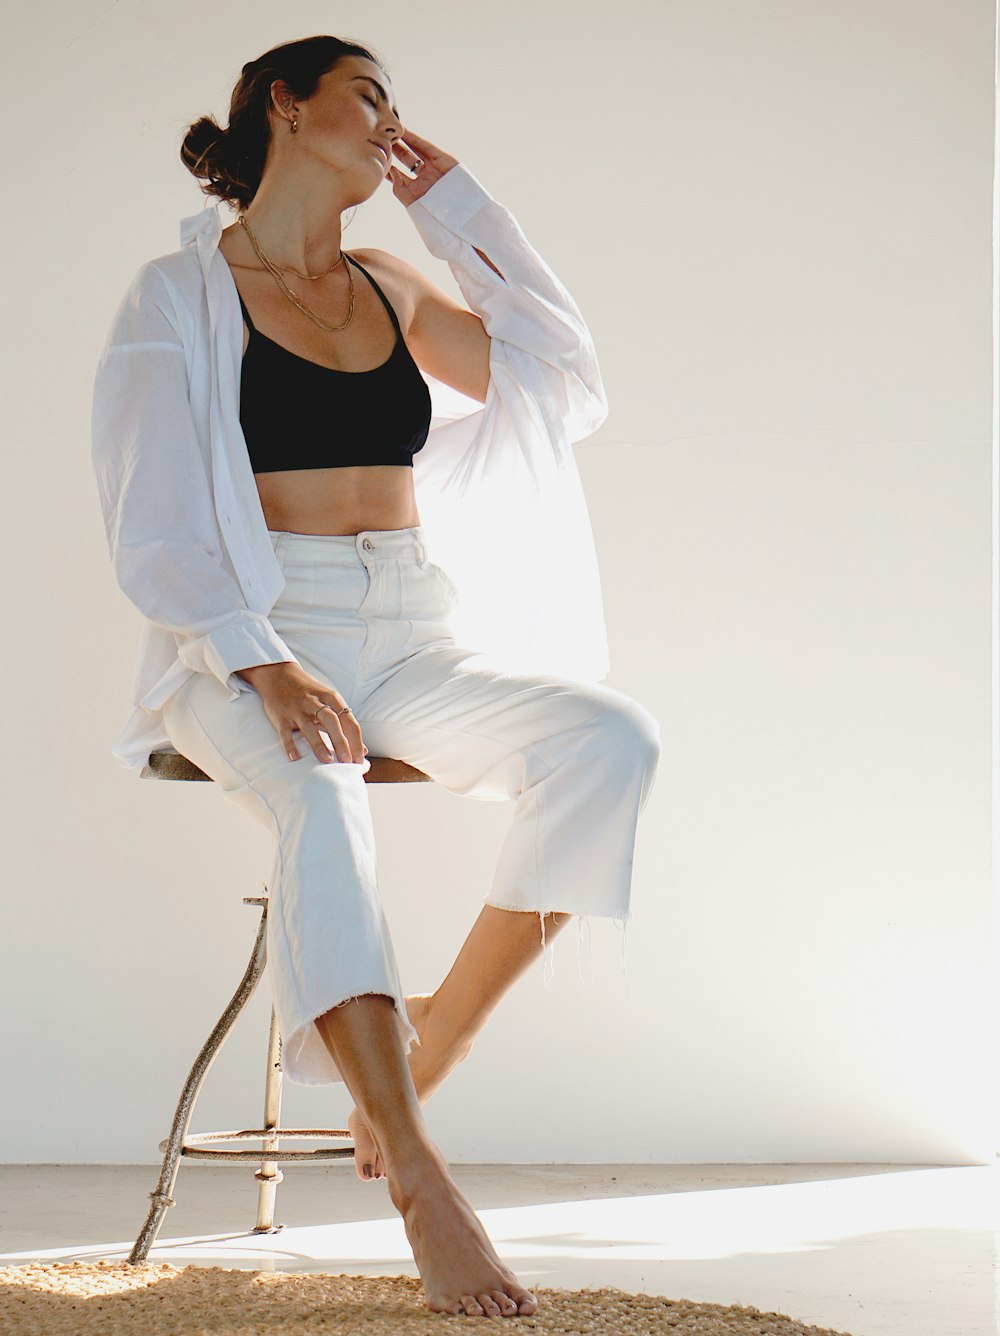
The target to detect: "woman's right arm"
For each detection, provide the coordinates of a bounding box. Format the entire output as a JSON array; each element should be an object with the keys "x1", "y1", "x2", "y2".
[
  {"x1": 91, "y1": 261, "x2": 299, "y2": 693},
  {"x1": 91, "y1": 262, "x2": 365, "y2": 764}
]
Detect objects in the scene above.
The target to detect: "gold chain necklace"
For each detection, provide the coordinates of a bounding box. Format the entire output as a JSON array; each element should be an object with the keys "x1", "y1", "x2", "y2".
[{"x1": 236, "y1": 213, "x2": 355, "y2": 332}]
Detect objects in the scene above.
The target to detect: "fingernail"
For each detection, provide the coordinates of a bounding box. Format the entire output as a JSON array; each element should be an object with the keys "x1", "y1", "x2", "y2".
[{"x1": 363, "y1": 1163, "x2": 374, "y2": 1178}]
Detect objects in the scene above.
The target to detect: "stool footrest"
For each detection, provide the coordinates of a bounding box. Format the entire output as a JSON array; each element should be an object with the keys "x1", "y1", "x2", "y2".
[
  {"x1": 171, "y1": 1146, "x2": 355, "y2": 1162},
  {"x1": 159, "y1": 1126, "x2": 355, "y2": 1162},
  {"x1": 178, "y1": 1127, "x2": 351, "y2": 1143}
]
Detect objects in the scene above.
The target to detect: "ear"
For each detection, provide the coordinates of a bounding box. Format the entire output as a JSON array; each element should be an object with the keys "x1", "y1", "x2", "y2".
[{"x1": 268, "y1": 78, "x2": 296, "y2": 122}]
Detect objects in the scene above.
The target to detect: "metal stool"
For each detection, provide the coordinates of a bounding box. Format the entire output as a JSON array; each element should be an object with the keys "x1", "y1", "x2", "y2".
[{"x1": 127, "y1": 746, "x2": 432, "y2": 1265}]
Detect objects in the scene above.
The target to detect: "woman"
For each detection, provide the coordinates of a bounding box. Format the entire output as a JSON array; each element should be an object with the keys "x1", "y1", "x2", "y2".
[{"x1": 91, "y1": 34, "x2": 661, "y2": 1320}]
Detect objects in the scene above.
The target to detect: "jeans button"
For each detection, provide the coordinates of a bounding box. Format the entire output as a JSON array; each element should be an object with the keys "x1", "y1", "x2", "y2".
[{"x1": 363, "y1": 538, "x2": 373, "y2": 552}]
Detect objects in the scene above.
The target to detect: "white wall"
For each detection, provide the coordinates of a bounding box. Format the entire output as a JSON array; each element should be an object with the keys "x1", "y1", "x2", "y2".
[{"x1": 4, "y1": 0, "x2": 996, "y2": 1165}]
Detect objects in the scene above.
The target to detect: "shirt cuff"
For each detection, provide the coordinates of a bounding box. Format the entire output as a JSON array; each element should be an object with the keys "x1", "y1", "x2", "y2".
[
  {"x1": 177, "y1": 613, "x2": 300, "y2": 696},
  {"x1": 406, "y1": 162, "x2": 493, "y2": 232}
]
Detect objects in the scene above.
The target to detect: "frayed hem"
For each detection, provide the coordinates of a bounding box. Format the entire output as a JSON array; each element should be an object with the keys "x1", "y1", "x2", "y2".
[
  {"x1": 283, "y1": 989, "x2": 420, "y2": 1087},
  {"x1": 482, "y1": 900, "x2": 633, "y2": 994}
]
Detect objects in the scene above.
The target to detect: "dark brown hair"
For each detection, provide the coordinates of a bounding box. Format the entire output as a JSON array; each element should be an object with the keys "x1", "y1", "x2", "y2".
[{"x1": 180, "y1": 35, "x2": 387, "y2": 212}]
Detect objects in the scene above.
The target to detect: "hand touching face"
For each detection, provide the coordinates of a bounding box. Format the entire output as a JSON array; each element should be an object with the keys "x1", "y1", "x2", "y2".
[{"x1": 386, "y1": 128, "x2": 460, "y2": 206}]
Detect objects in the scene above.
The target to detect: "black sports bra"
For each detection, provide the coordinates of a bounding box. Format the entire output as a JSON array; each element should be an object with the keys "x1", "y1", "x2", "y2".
[{"x1": 233, "y1": 254, "x2": 432, "y2": 473}]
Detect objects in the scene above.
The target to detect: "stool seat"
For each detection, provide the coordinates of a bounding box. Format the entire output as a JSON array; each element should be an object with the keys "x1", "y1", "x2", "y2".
[
  {"x1": 126, "y1": 746, "x2": 433, "y2": 1266},
  {"x1": 142, "y1": 748, "x2": 432, "y2": 784}
]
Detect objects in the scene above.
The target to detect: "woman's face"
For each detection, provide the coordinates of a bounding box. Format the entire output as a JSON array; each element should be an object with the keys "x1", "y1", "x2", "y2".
[{"x1": 273, "y1": 56, "x2": 405, "y2": 185}]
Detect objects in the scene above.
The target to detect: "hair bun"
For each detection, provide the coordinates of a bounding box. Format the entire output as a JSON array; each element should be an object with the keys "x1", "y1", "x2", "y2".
[{"x1": 180, "y1": 35, "x2": 386, "y2": 210}]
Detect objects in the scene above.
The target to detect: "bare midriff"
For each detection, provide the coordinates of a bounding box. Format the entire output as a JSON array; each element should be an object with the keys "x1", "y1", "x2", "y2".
[{"x1": 255, "y1": 464, "x2": 421, "y2": 536}]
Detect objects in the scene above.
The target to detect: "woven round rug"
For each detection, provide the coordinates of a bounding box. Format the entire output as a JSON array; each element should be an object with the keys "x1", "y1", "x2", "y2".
[{"x1": 0, "y1": 1260, "x2": 857, "y2": 1334}]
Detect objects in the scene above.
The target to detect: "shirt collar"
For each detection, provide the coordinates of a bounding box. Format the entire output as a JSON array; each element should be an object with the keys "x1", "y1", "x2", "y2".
[{"x1": 180, "y1": 199, "x2": 224, "y2": 249}]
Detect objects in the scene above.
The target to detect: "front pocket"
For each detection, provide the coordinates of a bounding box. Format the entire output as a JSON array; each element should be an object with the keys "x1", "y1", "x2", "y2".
[
  {"x1": 400, "y1": 560, "x2": 458, "y2": 633},
  {"x1": 425, "y1": 560, "x2": 460, "y2": 605}
]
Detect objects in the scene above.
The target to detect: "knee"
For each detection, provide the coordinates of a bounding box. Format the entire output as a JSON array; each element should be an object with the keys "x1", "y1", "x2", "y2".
[
  {"x1": 591, "y1": 694, "x2": 662, "y2": 777},
  {"x1": 257, "y1": 752, "x2": 369, "y2": 828}
]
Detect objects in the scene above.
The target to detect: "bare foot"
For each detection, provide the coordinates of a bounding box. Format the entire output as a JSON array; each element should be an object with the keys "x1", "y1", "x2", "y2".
[
  {"x1": 388, "y1": 1137, "x2": 539, "y2": 1317},
  {"x1": 347, "y1": 992, "x2": 473, "y2": 1182}
]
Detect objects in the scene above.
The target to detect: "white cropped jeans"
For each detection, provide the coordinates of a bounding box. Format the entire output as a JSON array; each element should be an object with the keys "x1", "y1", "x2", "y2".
[{"x1": 161, "y1": 526, "x2": 661, "y2": 1086}]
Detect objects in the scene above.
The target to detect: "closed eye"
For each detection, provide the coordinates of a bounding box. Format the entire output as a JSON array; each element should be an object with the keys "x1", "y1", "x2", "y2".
[{"x1": 362, "y1": 94, "x2": 377, "y2": 107}]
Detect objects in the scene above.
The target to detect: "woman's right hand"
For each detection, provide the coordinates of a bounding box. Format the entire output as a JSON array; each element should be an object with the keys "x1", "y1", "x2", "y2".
[{"x1": 235, "y1": 661, "x2": 368, "y2": 765}]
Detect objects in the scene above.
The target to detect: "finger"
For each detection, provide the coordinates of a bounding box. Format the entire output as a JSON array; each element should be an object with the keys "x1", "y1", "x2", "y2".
[
  {"x1": 341, "y1": 715, "x2": 368, "y2": 764},
  {"x1": 311, "y1": 702, "x2": 359, "y2": 760},
  {"x1": 319, "y1": 703, "x2": 365, "y2": 763},
  {"x1": 281, "y1": 726, "x2": 302, "y2": 763},
  {"x1": 304, "y1": 716, "x2": 348, "y2": 764},
  {"x1": 392, "y1": 142, "x2": 426, "y2": 175},
  {"x1": 397, "y1": 128, "x2": 438, "y2": 154}
]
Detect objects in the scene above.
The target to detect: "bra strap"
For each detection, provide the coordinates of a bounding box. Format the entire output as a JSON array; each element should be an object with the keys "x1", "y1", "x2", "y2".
[
  {"x1": 234, "y1": 283, "x2": 256, "y2": 333},
  {"x1": 345, "y1": 253, "x2": 403, "y2": 336}
]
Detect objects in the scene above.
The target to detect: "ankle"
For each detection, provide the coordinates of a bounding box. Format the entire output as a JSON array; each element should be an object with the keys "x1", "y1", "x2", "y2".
[
  {"x1": 384, "y1": 1136, "x2": 452, "y2": 1209},
  {"x1": 408, "y1": 1030, "x2": 475, "y2": 1106}
]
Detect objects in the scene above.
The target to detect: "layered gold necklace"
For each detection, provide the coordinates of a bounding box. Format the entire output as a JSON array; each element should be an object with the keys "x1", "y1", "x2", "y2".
[{"x1": 237, "y1": 212, "x2": 356, "y2": 332}]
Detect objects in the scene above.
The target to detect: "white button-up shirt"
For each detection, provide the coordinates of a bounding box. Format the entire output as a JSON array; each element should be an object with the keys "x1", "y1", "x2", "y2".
[{"x1": 91, "y1": 162, "x2": 611, "y2": 772}]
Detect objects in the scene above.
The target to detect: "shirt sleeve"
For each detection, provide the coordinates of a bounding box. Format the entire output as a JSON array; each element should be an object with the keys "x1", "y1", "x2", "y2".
[
  {"x1": 404, "y1": 163, "x2": 609, "y2": 448},
  {"x1": 91, "y1": 262, "x2": 299, "y2": 697}
]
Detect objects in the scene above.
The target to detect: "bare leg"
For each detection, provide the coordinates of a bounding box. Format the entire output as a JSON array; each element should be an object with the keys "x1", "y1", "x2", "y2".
[
  {"x1": 349, "y1": 906, "x2": 571, "y2": 1180},
  {"x1": 315, "y1": 993, "x2": 538, "y2": 1318}
]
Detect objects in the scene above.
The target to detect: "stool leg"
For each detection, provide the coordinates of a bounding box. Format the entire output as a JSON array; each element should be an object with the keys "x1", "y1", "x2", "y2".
[
  {"x1": 252, "y1": 1005, "x2": 285, "y2": 1233},
  {"x1": 126, "y1": 898, "x2": 269, "y2": 1265}
]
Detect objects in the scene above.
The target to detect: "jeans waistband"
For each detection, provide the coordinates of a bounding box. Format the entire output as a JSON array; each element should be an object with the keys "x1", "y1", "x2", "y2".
[{"x1": 267, "y1": 526, "x2": 428, "y2": 566}]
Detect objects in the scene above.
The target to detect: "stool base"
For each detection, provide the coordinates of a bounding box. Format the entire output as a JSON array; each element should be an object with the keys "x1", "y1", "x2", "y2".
[{"x1": 126, "y1": 895, "x2": 354, "y2": 1265}]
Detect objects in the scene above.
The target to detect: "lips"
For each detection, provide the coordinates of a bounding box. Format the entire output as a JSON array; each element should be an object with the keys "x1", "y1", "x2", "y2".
[{"x1": 369, "y1": 142, "x2": 389, "y2": 164}]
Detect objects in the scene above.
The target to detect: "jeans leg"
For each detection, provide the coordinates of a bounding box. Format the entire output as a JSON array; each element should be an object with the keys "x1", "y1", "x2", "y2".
[
  {"x1": 161, "y1": 669, "x2": 419, "y2": 1087},
  {"x1": 350, "y1": 643, "x2": 663, "y2": 986}
]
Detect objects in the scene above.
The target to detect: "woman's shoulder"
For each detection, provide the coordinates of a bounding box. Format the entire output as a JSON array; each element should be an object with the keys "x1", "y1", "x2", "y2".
[
  {"x1": 344, "y1": 245, "x2": 403, "y2": 280},
  {"x1": 121, "y1": 244, "x2": 202, "y2": 307},
  {"x1": 147, "y1": 243, "x2": 203, "y2": 287},
  {"x1": 101, "y1": 245, "x2": 205, "y2": 350},
  {"x1": 344, "y1": 248, "x2": 417, "y2": 338}
]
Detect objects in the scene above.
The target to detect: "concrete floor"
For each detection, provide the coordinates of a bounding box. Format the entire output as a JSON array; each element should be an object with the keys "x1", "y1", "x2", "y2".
[{"x1": 1, "y1": 1162, "x2": 997, "y2": 1335}]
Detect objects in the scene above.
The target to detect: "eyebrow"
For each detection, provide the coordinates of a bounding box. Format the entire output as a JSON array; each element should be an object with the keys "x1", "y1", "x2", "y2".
[{"x1": 350, "y1": 76, "x2": 399, "y2": 120}]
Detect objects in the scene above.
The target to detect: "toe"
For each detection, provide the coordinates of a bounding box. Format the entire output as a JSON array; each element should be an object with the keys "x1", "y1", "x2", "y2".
[
  {"x1": 477, "y1": 1291, "x2": 502, "y2": 1316},
  {"x1": 348, "y1": 1112, "x2": 377, "y2": 1182},
  {"x1": 460, "y1": 1295, "x2": 484, "y2": 1315},
  {"x1": 429, "y1": 1297, "x2": 464, "y2": 1316},
  {"x1": 514, "y1": 1290, "x2": 538, "y2": 1315},
  {"x1": 489, "y1": 1290, "x2": 518, "y2": 1316}
]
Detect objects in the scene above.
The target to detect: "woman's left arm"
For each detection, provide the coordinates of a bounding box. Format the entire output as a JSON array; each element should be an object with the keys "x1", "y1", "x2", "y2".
[{"x1": 387, "y1": 131, "x2": 608, "y2": 445}]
